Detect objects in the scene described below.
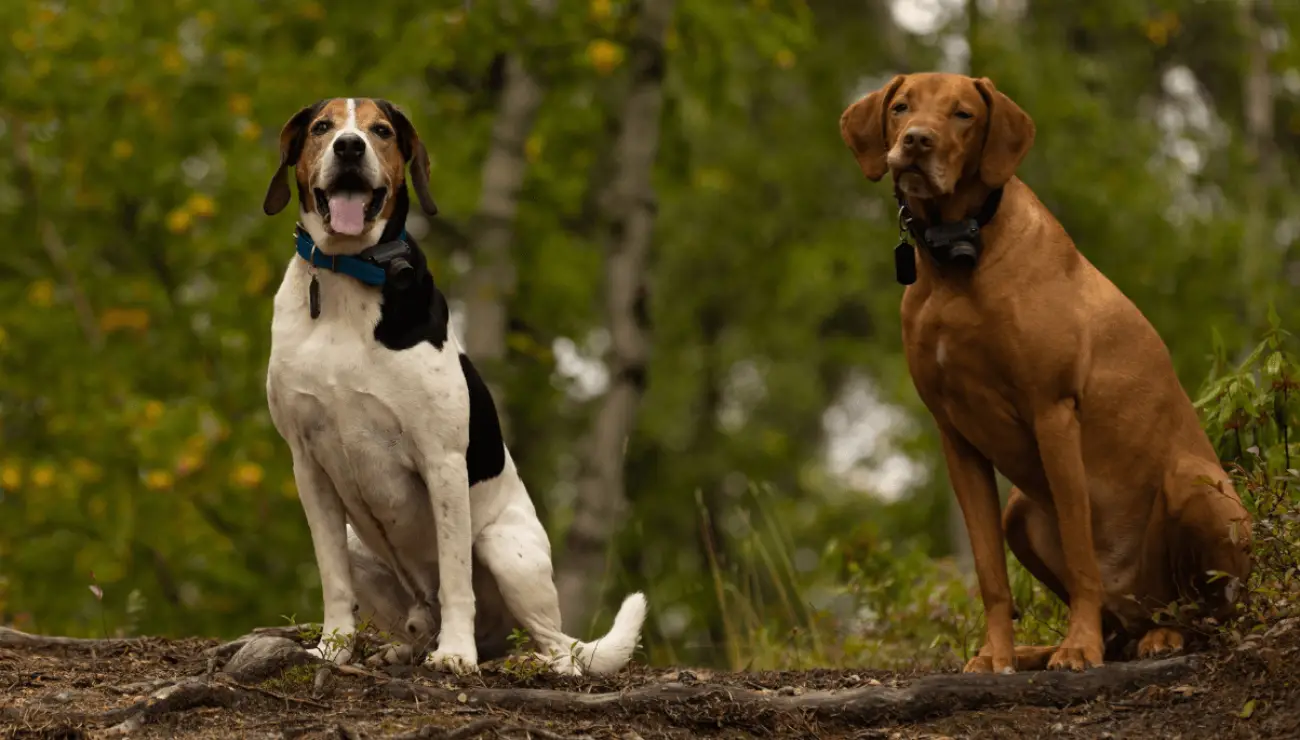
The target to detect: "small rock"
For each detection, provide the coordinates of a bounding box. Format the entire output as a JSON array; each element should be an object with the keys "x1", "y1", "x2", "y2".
[
  {"x1": 677, "y1": 669, "x2": 697, "y2": 684},
  {"x1": 776, "y1": 685, "x2": 796, "y2": 696},
  {"x1": 1049, "y1": 722, "x2": 1066, "y2": 733},
  {"x1": 222, "y1": 636, "x2": 313, "y2": 683},
  {"x1": 313, "y1": 666, "x2": 332, "y2": 695}
]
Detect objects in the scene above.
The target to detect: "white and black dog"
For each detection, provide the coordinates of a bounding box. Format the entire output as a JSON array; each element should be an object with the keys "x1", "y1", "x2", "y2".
[{"x1": 261, "y1": 97, "x2": 647, "y2": 675}]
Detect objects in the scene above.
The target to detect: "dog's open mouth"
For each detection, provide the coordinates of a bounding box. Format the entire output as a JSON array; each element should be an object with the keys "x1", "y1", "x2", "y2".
[{"x1": 314, "y1": 174, "x2": 387, "y2": 237}]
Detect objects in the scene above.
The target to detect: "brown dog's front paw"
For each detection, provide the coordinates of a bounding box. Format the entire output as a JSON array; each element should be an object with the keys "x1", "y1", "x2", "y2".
[
  {"x1": 1137, "y1": 627, "x2": 1185, "y2": 659},
  {"x1": 963, "y1": 654, "x2": 1015, "y2": 674},
  {"x1": 1047, "y1": 644, "x2": 1103, "y2": 671}
]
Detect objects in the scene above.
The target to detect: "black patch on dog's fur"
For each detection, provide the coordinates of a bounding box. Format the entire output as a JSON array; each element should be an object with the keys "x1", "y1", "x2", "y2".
[
  {"x1": 458, "y1": 354, "x2": 506, "y2": 486},
  {"x1": 367, "y1": 185, "x2": 502, "y2": 486},
  {"x1": 372, "y1": 187, "x2": 449, "y2": 351}
]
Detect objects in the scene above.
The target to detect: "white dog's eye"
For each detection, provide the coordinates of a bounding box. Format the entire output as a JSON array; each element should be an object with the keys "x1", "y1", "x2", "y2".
[
  {"x1": 311, "y1": 120, "x2": 332, "y2": 136},
  {"x1": 371, "y1": 123, "x2": 393, "y2": 140}
]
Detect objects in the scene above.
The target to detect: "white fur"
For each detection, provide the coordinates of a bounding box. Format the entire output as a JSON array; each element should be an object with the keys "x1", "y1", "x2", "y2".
[{"x1": 266, "y1": 136, "x2": 647, "y2": 676}]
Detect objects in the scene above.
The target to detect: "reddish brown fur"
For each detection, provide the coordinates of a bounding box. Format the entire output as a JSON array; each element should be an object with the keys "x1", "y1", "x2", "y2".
[{"x1": 840, "y1": 73, "x2": 1252, "y2": 673}]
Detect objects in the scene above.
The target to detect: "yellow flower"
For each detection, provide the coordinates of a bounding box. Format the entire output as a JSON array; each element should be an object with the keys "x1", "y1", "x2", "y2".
[
  {"x1": 222, "y1": 49, "x2": 246, "y2": 69},
  {"x1": 231, "y1": 463, "x2": 264, "y2": 488},
  {"x1": 177, "y1": 452, "x2": 204, "y2": 476},
  {"x1": 166, "y1": 208, "x2": 193, "y2": 234},
  {"x1": 186, "y1": 193, "x2": 217, "y2": 218},
  {"x1": 196, "y1": 10, "x2": 217, "y2": 26},
  {"x1": 161, "y1": 45, "x2": 185, "y2": 73},
  {"x1": 27, "y1": 280, "x2": 54, "y2": 307},
  {"x1": 775, "y1": 49, "x2": 795, "y2": 69},
  {"x1": 228, "y1": 94, "x2": 252, "y2": 117},
  {"x1": 111, "y1": 139, "x2": 133, "y2": 160},
  {"x1": 99, "y1": 307, "x2": 150, "y2": 332},
  {"x1": 244, "y1": 254, "x2": 271, "y2": 295},
  {"x1": 238, "y1": 120, "x2": 262, "y2": 141},
  {"x1": 93, "y1": 57, "x2": 116, "y2": 77},
  {"x1": 11, "y1": 31, "x2": 35, "y2": 52},
  {"x1": 143, "y1": 400, "x2": 165, "y2": 423},
  {"x1": 72, "y1": 458, "x2": 102, "y2": 481},
  {"x1": 586, "y1": 40, "x2": 624, "y2": 76},
  {"x1": 144, "y1": 470, "x2": 174, "y2": 490},
  {"x1": 299, "y1": 2, "x2": 325, "y2": 20},
  {"x1": 525, "y1": 134, "x2": 544, "y2": 164},
  {"x1": 589, "y1": 0, "x2": 612, "y2": 21},
  {"x1": 1, "y1": 464, "x2": 22, "y2": 490},
  {"x1": 30, "y1": 465, "x2": 55, "y2": 488}
]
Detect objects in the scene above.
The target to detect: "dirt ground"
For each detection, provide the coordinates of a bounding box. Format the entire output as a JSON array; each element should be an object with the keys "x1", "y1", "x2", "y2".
[{"x1": 3, "y1": 620, "x2": 1298, "y2": 740}]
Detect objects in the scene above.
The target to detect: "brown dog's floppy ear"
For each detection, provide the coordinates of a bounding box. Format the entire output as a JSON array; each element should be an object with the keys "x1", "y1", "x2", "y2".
[
  {"x1": 839, "y1": 74, "x2": 905, "y2": 182},
  {"x1": 973, "y1": 78, "x2": 1035, "y2": 188},
  {"x1": 376, "y1": 100, "x2": 438, "y2": 216},
  {"x1": 263, "y1": 103, "x2": 321, "y2": 216}
]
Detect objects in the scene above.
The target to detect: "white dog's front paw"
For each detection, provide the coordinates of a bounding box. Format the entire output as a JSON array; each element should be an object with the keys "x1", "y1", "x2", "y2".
[
  {"x1": 423, "y1": 647, "x2": 479, "y2": 675},
  {"x1": 307, "y1": 643, "x2": 354, "y2": 665}
]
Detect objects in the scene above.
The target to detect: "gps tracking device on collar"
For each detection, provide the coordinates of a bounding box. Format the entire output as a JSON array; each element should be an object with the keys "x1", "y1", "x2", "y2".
[
  {"x1": 922, "y1": 219, "x2": 982, "y2": 267},
  {"x1": 359, "y1": 240, "x2": 417, "y2": 291}
]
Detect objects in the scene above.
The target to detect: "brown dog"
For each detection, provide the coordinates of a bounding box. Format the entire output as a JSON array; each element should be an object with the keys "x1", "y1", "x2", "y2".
[{"x1": 839, "y1": 73, "x2": 1253, "y2": 673}]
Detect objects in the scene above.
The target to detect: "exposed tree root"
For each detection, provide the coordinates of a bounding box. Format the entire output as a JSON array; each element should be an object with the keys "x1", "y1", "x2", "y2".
[{"x1": 377, "y1": 655, "x2": 1196, "y2": 727}]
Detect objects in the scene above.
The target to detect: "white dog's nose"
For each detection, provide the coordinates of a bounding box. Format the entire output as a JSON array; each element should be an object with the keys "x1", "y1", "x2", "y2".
[{"x1": 333, "y1": 133, "x2": 366, "y2": 164}]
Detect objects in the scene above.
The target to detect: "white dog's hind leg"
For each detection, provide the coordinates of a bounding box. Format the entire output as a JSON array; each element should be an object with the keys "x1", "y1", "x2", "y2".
[
  {"x1": 292, "y1": 449, "x2": 357, "y2": 665},
  {"x1": 348, "y1": 529, "x2": 430, "y2": 664},
  {"x1": 476, "y1": 500, "x2": 647, "y2": 676},
  {"x1": 421, "y1": 450, "x2": 478, "y2": 675}
]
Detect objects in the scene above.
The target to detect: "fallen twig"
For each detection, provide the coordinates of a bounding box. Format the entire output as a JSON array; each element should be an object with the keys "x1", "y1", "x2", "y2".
[
  {"x1": 97, "y1": 678, "x2": 255, "y2": 732},
  {"x1": 0, "y1": 626, "x2": 148, "y2": 653},
  {"x1": 217, "y1": 675, "x2": 330, "y2": 710},
  {"x1": 388, "y1": 716, "x2": 501, "y2": 740}
]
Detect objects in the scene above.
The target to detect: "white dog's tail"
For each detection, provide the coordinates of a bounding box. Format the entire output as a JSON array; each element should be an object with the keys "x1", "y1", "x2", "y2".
[{"x1": 550, "y1": 592, "x2": 648, "y2": 675}]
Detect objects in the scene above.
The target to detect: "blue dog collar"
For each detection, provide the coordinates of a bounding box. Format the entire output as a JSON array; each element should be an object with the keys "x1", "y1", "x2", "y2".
[{"x1": 294, "y1": 227, "x2": 407, "y2": 287}]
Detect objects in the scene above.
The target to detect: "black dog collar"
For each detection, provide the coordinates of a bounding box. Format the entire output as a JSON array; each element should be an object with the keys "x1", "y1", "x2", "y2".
[{"x1": 892, "y1": 187, "x2": 1004, "y2": 285}]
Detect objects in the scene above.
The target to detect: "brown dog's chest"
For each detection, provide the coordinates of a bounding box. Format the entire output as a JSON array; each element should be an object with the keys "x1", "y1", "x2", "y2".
[{"x1": 903, "y1": 292, "x2": 1046, "y2": 488}]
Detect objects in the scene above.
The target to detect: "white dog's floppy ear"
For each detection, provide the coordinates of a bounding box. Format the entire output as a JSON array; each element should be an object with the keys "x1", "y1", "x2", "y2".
[
  {"x1": 840, "y1": 74, "x2": 906, "y2": 182},
  {"x1": 375, "y1": 100, "x2": 438, "y2": 217},
  {"x1": 264, "y1": 102, "x2": 323, "y2": 216}
]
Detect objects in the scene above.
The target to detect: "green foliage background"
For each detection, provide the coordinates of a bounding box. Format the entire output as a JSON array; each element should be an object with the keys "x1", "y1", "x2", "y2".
[{"x1": 1, "y1": 0, "x2": 1298, "y2": 669}]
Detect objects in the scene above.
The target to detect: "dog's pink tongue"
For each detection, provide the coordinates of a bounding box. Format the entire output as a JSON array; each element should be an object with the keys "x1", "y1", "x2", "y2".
[{"x1": 328, "y1": 195, "x2": 367, "y2": 236}]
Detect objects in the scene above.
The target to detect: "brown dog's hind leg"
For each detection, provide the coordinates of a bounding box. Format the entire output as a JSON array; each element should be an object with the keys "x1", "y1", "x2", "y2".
[{"x1": 1004, "y1": 487, "x2": 1070, "y2": 603}]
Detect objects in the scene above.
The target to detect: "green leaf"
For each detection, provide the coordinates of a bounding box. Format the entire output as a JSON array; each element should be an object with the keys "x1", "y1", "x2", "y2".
[{"x1": 1239, "y1": 698, "x2": 1257, "y2": 719}]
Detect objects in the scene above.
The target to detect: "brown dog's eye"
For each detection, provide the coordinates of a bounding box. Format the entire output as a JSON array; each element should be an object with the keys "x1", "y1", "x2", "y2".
[
  {"x1": 954, "y1": 110, "x2": 973, "y2": 120},
  {"x1": 310, "y1": 120, "x2": 332, "y2": 135},
  {"x1": 891, "y1": 102, "x2": 908, "y2": 114},
  {"x1": 371, "y1": 124, "x2": 393, "y2": 139}
]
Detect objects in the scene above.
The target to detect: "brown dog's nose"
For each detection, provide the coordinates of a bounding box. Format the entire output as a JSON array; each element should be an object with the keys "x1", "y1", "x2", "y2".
[{"x1": 902, "y1": 127, "x2": 936, "y2": 152}]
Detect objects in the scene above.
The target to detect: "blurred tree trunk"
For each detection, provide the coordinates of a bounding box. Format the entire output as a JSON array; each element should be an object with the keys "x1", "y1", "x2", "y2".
[
  {"x1": 460, "y1": 2, "x2": 555, "y2": 437},
  {"x1": 557, "y1": 0, "x2": 675, "y2": 630},
  {"x1": 1239, "y1": 0, "x2": 1279, "y2": 328}
]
